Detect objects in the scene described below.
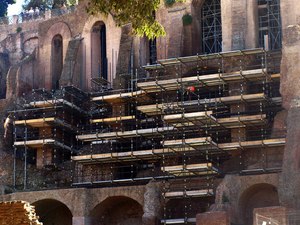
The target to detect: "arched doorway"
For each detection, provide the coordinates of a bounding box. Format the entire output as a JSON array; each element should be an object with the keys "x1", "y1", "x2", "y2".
[
  {"x1": 91, "y1": 21, "x2": 107, "y2": 80},
  {"x1": 33, "y1": 199, "x2": 72, "y2": 225},
  {"x1": 239, "y1": 183, "x2": 280, "y2": 225},
  {"x1": 51, "y1": 34, "x2": 63, "y2": 90},
  {"x1": 90, "y1": 196, "x2": 143, "y2": 225}
]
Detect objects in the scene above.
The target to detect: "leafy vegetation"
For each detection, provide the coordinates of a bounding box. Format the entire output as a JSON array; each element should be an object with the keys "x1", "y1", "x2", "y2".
[
  {"x1": 0, "y1": 0, "x2": 15, "y2": 17},
  {"x1": 86, "y1": 0, "x2": 186, "y2": 39},
  {"x1": 22, "y1": 0, "x2": 75, "y2": 10},
  {"x1": 16, "y1": 26, "x2": 22, "y2": 32}
]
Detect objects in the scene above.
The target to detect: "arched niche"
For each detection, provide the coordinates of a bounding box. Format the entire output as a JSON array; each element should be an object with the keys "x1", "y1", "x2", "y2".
[
  {"x1": 238, "y1": 183, "x2": 280, "y2": 225},
  {"x1": 51, "y1": 34, "x2": 63, "y2": 90},
  {"x1": 33, "y1": 198, "x2": 73, "y2": 225},
  {"x1": 91, "y1": 21, "x2": 107, "y2": 80}
]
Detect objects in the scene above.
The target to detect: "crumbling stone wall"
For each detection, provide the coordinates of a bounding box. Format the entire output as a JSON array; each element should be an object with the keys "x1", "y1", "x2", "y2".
[{"x1": 279, "y1": 0, "x2": 300, "y2": 210}]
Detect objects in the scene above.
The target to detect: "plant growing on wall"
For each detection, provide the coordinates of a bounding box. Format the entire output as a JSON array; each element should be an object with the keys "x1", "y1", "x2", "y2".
[
  {"x1": 182, "y1": 13, "x2": 192, "y2": 26},
  {"x1": 164, "y1": 0, "x2": 185, "y2": 7},
  {"x1": 164, "y1": 0, "x2": 176, "y2": 7},
  {"x1": 16, "y1": 27, "x2": 22, "y2": 33}
]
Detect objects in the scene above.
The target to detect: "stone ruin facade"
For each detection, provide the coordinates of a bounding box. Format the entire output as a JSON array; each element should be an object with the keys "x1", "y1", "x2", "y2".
[{"x1": 0, "y1": 0, "x2": 299, "y2": 225}]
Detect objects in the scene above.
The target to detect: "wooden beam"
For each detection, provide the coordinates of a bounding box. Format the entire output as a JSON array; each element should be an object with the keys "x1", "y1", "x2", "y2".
[
  {"x1": 163, "y1": 163, "x2": 213, "y2": 172},
  {"x1": 217, "y1": 114, "x2": 267, "y2": 128},
  {"x1": 219, "y1": 138, "x2": 286, "y2": 150},
  {"x1": 14, "y1": 117, "x2": 75, "y2": 130},
  {"x1": 160, "y1": 218, "x2": 196, "y2": 224},
  {"x1": 14, "y1": 117, "x2": 55, "y2": 127},
  {"x1": 162, "y1": 163, "x2": 218, "y2": 177},
  {"x1": 164, "y1": 189, "x2": 214, "y2": 198},
  {"x1": 163, "y1": 111, "x2": 213, "y2": 122},
  {"x1": 14, "y1": 139, "x2": 72, "y2": 151},
  {"x1": 162, "y1": 137, "x2": 216, "y2": 147},
  {"x1": 90, "y1": 115, "x2": 135, "y2": 124},
  {"x1": 91, "y1": 90, "x2": 147, "y2": 103}
]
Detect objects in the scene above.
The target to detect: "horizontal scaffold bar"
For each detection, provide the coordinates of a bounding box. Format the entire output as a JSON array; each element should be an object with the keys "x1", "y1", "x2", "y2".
[
  {"x1": 14, "y1": 139, "x2": 72, "y2": 151},
  {"x1": 76, "y1": 126, "x2": 175, "y2": 142}
]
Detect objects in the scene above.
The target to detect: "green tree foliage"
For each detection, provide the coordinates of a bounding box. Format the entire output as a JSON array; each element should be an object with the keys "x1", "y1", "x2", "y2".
[
  {"x1": 0, "y1": 0, "x2": 15, "y2": 17},
  {"x1": 86, "y1": 0, "x2": 166, "y2": 39},
  {"x1": 23, "y1": 0, "x2": 69, "y2": 10}
]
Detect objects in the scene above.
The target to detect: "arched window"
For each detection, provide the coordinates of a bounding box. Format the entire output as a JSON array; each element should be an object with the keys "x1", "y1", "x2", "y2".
[
  {"x1": 258, "y1": 0, "x2": 282, "y2": 50},
  {"x1": 202, "y1": 0, "x2": 222, "y2": 54},
  {"x1": 91, "y1": 22, "x2": 107, "y2": 80},
  {"x1": 51, "y1": 34, "x2": 63, "y2": 90}
]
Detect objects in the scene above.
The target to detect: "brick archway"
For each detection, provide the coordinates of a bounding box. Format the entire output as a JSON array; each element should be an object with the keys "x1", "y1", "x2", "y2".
[{"x1": 238, "y1": 183, "x2": 280, "y2": 225}]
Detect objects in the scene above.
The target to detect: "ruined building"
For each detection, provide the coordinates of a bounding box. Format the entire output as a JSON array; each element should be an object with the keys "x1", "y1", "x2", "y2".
[{"x1": 0, "y1": 0, "x2": 299, "y2": 224}]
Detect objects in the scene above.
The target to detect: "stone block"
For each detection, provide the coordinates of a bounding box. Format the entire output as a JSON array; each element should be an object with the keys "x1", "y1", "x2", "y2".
[
  {"x1": 72, "y1": 217, "x2": 92, "y2": 225},
  {"x1": 196, "y1": 211, "x2": 230, "y2": 225}
]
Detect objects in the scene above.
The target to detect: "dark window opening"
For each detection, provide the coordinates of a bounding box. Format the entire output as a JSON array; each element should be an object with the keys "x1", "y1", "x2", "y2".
[
  {"x1": 258, "y1": 0, "x2": 282, "y2": 50},
  {"x1": 202, "y1": 0, "x2": 222, "y2": 54},
  {"x1": 149, "y1": 38, "x2": 157, "y2": 65},
  {"x1": 51, "y1": 34, "x2": 63, "y2": 90},
  {"x1": 91, "y1": 22, "x2": 108, "y2": 80}
]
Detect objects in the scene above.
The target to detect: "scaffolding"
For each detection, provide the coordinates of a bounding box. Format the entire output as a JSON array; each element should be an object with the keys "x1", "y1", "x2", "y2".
[
  {"x1": 7, "y1": 42, "x2": 285, "y2": 223},
  {"x1": 70, "y1": 48, "x2": 284, "y2": 224},
  {"x1": 11, "y1": 86, "x2": 89, "y2": 190},
  {"x1": 258, "y1": 0, "x2": 282, "y2": 50},
  {"x1": 202, "y1": 0, "x2": 222, "y2": 54}
]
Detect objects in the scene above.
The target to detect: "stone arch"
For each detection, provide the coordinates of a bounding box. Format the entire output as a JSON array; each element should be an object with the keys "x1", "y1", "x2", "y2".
[
  {"x1": 82, "y1": 15, "x2": 122, "y2": 90},
  {"x1": 238, "y1": 183, "x2": 280, "y2": 225},
  {"x1": 33, "y1": 198, "x2": 73, "y2": 225},
  {"x1": 40, "y1": 21, "x2": 72, "y2": 90},
  {"x1": 90, "y1": 196, "x2": 143, "y2": 225}
]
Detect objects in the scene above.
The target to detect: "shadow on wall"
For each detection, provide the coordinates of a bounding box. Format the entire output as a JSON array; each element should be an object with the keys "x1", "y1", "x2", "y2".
[
  {"x1": 90, "y1": 196, "x2": 143, "y2": 225},
  {"x1": 0, "y1": 53, "x2": 9, "y2": 99}
]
